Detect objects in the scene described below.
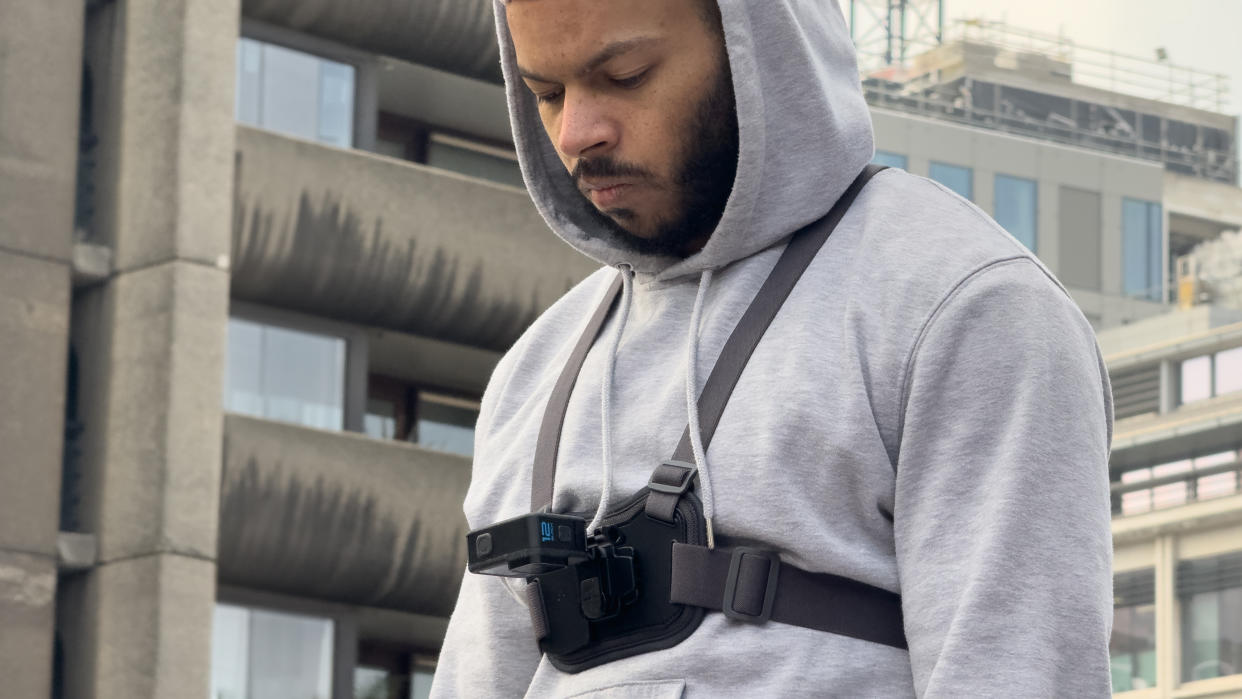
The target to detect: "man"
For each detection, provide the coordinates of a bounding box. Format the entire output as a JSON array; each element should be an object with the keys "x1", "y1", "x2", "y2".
[{"x1": 432, "y1": 0, "x2": 1114, "y2": 696}]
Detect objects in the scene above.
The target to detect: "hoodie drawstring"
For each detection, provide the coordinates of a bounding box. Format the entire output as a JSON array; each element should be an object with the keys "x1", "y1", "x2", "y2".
[
  {"x1": 587, "y1": 264, "x2": 634, "y2": 535},
  {"x1": 685, "y1": 270, "x2": 717, "y2": 549},
  {"x1": 589, "y1": 265, "x2": 717, "y2": 551}
]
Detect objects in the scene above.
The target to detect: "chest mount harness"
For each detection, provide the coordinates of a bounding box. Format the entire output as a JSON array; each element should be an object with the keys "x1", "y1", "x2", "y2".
[{"x1": 466, "y1": 165, "x2": 905, "y2": 673}]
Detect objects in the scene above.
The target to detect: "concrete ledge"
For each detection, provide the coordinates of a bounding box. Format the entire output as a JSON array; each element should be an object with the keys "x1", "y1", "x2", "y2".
[
  {"x1": 241, "y1": 0, "x2": 501, "y2": 82},
  {"x1": 1112, "y1": 493, "x2": 1242, "y2": 545},
  {"x1": 232, "y1": 126, "x2": 599, "y2": 352},
  {"x1": 220, "y1": 413, "x2": 471, "y2": 616}
]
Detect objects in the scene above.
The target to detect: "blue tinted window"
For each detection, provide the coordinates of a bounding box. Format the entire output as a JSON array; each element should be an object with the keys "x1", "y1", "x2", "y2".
[
  {"x1": 930, "y1": 162, "x2": 973, "y2": 200},
  {"x1": 1123, "y1": 198, "x2": 1163, "y2": 301},
  {"x1": 872, "y1": 151, "x2": 908, "y2": 170},
  {"x1": 995, "y1": 174, "x2": 1038, "y2": 252}
]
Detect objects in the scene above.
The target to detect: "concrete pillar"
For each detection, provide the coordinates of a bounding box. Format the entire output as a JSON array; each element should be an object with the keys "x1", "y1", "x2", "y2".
[
  {"x1": 1154, "y1": 534, "x2": 1179, "y2": 697},
  {"x1": 62, "y1": 0, "x2": 238, "y2": 696},
  {"x1": 0, "y1": 0, "x2": 84, "y2": 696}
]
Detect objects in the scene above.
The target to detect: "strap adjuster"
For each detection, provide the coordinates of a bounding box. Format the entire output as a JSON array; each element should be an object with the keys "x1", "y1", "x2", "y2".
[
  {"x1": 722, "y1": 547, "x2": 780, "y2": 624},
  {"x1": 647, "y1": 461, "x2": 697, "y2": 496}
]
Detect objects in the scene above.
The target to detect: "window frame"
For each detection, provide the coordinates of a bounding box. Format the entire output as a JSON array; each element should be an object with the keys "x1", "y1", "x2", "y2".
[
  {"x1": 1177, "y1": 347, "x2": 1242, "y2": 408},
  {"x1": 1122, "y1": 197, "x2": 1164, "y2": 302},
  {"x1": 928, "y1": 160, "x2": 974, "y2": 201},
  {"x1": 872, "y1": 150, "x2": 908, "y2": 170},
  {"x1": 214, "y1": 588, "x2": 357, "y2": 699},
  {"x1": 239, "y1": 18, "x2": 378, "y2": 151},
  {"x1": 1177, "y1": 552, "x2": 1242, "y2": 685},
  {"x1": 228, "y1": 302, "x2": 369, "y2": 433},
  {"x1": 993, "y1": 172, "x2": 1039, "y2": 253}
]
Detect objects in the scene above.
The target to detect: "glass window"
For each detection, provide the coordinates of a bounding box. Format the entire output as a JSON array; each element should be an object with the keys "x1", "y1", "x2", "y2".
[
  {"x1": 1215, "y1": 347, "x2": 1242, "y2": 397},
  {"x1": 872, "y1": 151, "x2": 907, "y2": 170},
  {"x1": 1182, "y1": 355, "x2": 1213, "y2": 405},
  {"x1": 1119, "y1": 467, "x2": 1153, "y2": 516},
  {"x1": 413, "y1": 393, "x2": 478, "y2": 457},
  {"x1": 1111, "y1": 605, "x2": 1157, "y2": 691},
  {"x1": 412, "y1": 667, "x2": 434, "y2": 699},
  {"x1": 1152, "y1": 459, "x2": 1192, "y2": 509},
  {"x1": 1179, "y1": 554, "x2": 1242, "y2": 683},
  {"x1": 354, "y1": 667, "x2": 395, "y2": 699},
  {"x1": 211, "y1": 604, "x2": 334, "y2": 699},
  {"x1": 353, "y1": 665, "x2": 434, "y2": 699},
  {"x1": 365, "y1": 398, "x2": 398, "y2": 440},
  {"x1": 1122, "y1": 198, "x2": 1163, "y2": 301},
  {"x1": 426, "y1": 134, "x2": 524, "y2": 189},
  {"x1": 1111, "y1": 568, "x2": 1157, "y2": 692},
  {"x1": 1195, "y1": 450, "x2": 1240, "y2": 501},
  {"x1": 224, "y1": 317, "x2": 347, "y2": 431},
  {"x1": 994, "y1": 174, "x2": 1037, "y2": 252},
  {"x1": 929, "y1": 162, "x2": 973, "y2": 200},
  {"x1": 235, "y1": 37, "x2": 355, "y2": 147}
]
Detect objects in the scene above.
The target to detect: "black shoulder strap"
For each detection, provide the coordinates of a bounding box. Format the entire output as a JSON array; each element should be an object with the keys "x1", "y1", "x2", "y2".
[
  {"x1": 531, "y1": 274, "x2": 624, "y2": 511},
  {"x1": 531, "y1": 165, "x2": 886, "y2": 511},
  {"x1": 668, "y1": 164, "x2": 885, "y2": 463}
]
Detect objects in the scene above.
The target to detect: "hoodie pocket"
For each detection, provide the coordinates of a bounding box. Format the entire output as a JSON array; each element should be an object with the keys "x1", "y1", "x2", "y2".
[{"x1": 559, "y1": 678, "x2": 686, "y2": 699}]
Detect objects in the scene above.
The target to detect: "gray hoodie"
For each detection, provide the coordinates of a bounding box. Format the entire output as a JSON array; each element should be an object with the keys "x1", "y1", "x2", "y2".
[{"x1": 431, "y1": 1, "x2": 1115, "y2": 697}]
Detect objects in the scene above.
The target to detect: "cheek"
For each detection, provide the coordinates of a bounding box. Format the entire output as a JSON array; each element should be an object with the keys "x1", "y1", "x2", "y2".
[{"x1": 536, "y1": 112, "x2": 572, "y2": 171}]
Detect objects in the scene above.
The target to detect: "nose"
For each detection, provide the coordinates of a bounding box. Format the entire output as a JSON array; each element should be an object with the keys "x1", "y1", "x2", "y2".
[{"x1": 556, "y1": 91, "x2": 618, "y2": 159}]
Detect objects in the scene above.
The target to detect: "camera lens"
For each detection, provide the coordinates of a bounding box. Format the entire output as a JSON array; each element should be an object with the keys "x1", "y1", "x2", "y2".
[{"x1": 476, "y1": 533, "x2": 493, "y2": 556}]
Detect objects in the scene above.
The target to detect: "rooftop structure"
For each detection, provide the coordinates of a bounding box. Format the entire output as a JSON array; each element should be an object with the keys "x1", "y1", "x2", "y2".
[{"x1": 862, "y1": 20, "x2": 1238, "y2": 184}]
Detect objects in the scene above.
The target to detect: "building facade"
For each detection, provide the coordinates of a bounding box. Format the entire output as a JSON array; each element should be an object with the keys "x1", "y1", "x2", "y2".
[{"x1": 0, "y1": 1, "x2": 1240, "y2": 698}]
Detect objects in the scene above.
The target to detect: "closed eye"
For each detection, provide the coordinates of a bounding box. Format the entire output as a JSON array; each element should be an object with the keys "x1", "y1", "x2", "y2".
[
  {"x1": 534, "y1": 88, "x2": 564, "y2": 105},
  {"x1": 612, "y1": 70, "x2": 649, "y2": 89}
]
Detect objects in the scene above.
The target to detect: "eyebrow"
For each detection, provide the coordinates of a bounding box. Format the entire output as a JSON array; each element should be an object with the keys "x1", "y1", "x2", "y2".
[{"x1": 517, "y1": 36, "x2": 662, "y2": 84}]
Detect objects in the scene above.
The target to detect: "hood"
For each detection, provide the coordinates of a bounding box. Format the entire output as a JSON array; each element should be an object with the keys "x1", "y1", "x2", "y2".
[{"x1": 492, "y1": 0, "x2": 876, "y2": 282}]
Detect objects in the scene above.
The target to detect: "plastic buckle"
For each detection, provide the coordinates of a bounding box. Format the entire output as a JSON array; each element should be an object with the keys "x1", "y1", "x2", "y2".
[
  {"x1": 722, "y1": 547, "x2": 780, "y2": 624},
  {"x1": 647, "y1": 461, "x2": 697, "y2": 496}
]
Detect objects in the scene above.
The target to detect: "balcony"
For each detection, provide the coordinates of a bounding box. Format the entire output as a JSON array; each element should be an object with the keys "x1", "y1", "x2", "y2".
[
  {"x1": 1111, "y1": 387, "x2": 1242, "y2": 472},
  {"x1": 231, "y1": 125, "x2": 599, "y2": 352},
  {"x1": 219, "y1": 413, "x2": 471, "y2": 617}
]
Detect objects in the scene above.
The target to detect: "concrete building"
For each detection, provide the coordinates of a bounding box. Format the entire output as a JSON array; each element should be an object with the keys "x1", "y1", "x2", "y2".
[
  {"x1": 866, "y1": 23, "x2": 1242, "y2": 698},
  {"x1": 0, "y1": 1, "x2": 1239, "y2": 698},
  {"x1": 1099, "y1": 308, "x2": 1242, "y2": 698}
]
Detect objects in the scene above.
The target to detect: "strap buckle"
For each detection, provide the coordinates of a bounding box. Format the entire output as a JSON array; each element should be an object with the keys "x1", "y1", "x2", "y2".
[
  {"x1": 647, "y1": 461, "x2": 697, "y2": 496},
  {"x1": 722, "y1": 547, "x2": 780, "y2": 624}
]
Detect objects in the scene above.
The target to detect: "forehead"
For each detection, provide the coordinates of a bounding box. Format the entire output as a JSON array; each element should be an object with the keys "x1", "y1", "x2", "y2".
[{"x1": 505, "y1": 0, "x2": 704, "y2": 73}]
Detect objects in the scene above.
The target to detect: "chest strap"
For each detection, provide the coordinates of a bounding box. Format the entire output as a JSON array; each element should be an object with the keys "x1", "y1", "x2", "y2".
[
  {"x1": 531, "y1": 165, "x2": 905, "y2": 650},
  {"x1": 670, "y1": 542, "x2": 907, "y2": 650}
]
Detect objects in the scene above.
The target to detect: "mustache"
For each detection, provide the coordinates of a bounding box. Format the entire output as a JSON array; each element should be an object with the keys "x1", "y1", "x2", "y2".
[{"x1": 572, "y1": 157, "x2": 654, "y2": 185}]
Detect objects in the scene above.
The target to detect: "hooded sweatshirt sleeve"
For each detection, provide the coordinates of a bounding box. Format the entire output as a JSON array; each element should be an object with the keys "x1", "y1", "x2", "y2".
[
  {"x1": 429, "y1": 355, "x2": 544, "y2": 698},
  {"x1": 893, "y1": 257, "x2": 1114, "y2": 698}
]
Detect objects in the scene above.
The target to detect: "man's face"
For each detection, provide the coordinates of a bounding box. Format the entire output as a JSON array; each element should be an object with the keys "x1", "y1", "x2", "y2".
[{"x1": 507, "y1": 0, "x2": 738, "y2": 257}]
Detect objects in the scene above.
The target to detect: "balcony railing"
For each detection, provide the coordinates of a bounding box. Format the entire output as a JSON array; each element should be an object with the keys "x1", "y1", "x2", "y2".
[{"x1": 1111, "y1": 456, "x2": 1242, "y2": 517}]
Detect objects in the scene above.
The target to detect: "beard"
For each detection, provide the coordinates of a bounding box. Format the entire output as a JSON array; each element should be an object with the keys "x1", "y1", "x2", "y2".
[{"x1": 569, "y1": 57, "x2": 739, "y2": 258}]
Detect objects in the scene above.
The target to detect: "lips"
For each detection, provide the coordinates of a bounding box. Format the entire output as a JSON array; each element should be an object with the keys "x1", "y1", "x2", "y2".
[{"x1": 588, "y1": 183, "x2": 632, "y2": 208}]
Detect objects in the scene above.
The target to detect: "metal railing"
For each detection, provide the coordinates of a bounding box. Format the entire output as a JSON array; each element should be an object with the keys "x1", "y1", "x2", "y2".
[
  {"x1": 946, "y1": 20, "x2": 1231, "y2": 113},
  {"x1": 862, "y1": 79, "x2": 1238, "y2": 184},
  {"x1": 1111, "y1": 458, "x2": 1242, "y2": 516}
]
